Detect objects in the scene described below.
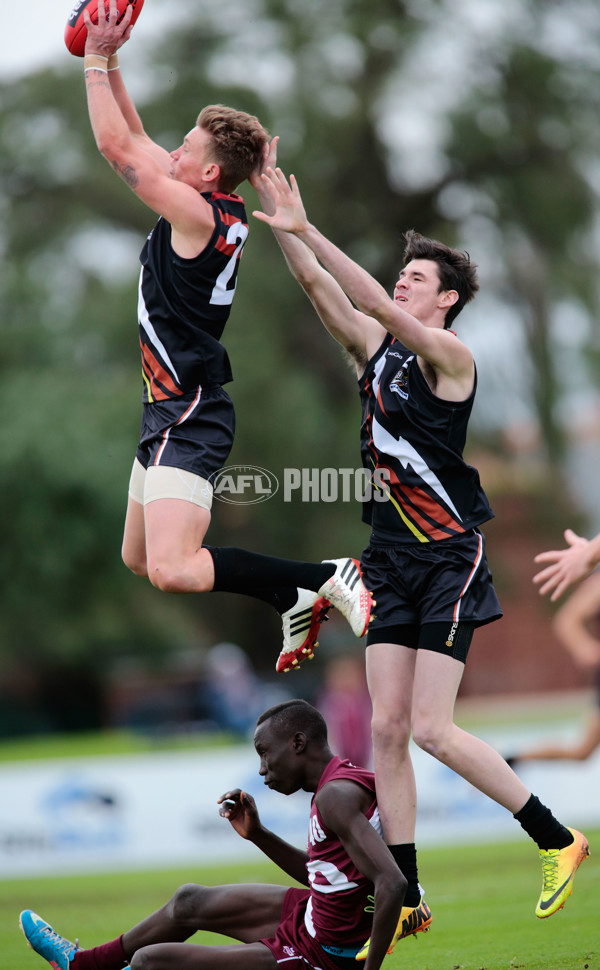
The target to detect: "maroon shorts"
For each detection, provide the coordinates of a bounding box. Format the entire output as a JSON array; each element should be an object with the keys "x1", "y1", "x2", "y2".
[{"x1": 261, "y1": 889, "x2": 361, "y2": 970}]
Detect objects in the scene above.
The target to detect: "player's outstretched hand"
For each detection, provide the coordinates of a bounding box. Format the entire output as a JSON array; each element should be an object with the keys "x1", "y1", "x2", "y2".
[
  {"x1": 252, "y1": 167, "x2": 309, "y2": 234},
  {"x1": 533, "y1": 529, "x2": 594, "y2": 600},
  {"x1": 249, "y1": 137, "x2": 279, "y2": 193},
  {"x1": 84, "y1": 0, "x2": 134, "y2": 57},
  {"x1": 217, "y1": 789, "x2": 261, "y2": 840}
]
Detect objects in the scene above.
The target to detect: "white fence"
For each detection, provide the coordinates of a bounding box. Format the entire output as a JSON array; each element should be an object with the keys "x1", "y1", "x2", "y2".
[{"x1": 1, "y1": 723, "x2": 599, "y2": 879}]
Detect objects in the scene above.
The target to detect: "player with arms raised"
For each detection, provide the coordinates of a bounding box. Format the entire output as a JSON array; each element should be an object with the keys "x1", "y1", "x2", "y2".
[
  {"x1": 252, "y1": 164, "x2": 589, "y2": 944},
  {"x1": 77, "y1": 1, "x2": 373, "y2": 659}
]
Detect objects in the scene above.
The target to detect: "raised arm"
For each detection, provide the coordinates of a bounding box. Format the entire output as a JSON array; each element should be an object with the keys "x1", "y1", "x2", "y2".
[
  {"x1": 83, "y1": 0, "x2": 215, "y2": 244},
  {"x1": 107, "y1": 55, "x2": 172, "y2": 170},
  {"x1": 316, "y1": 782, "x2": 406, "y2": 970},
  {"x1": 551, "y1": 571, "x2": 600, "y2": 668},
  {"x1": 250, "y1": 150, "x2": 384, "y2": 367},
  {"x1": 533, "y1": 529, "x2": 600, "y2": 600},
  {"x1": 254, "y1": 168, "x2": 473, "y2": 381},
  {"x1": 218, "y1": 789, "x2": 309, "y2": 886}
]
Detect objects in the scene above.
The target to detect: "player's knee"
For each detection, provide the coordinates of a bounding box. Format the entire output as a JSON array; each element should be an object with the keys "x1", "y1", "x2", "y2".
[
  {"x1": 145, "y1": 555, "x2": 187, "y2": 593},
  {"x1": 411, "y1": 718, "x2": 447, "y2": 759},
  {"x1": 130, "y1": 945, "x2": 160, "y2": 970},
  {"x1": 371, "y1": 710, "x2": 411, "y2": 751},
  {"x1": 146, "y1": 555, "x2": 211, "y2": 594},
  {"x1": 168, "y1": 883, "x2": 206, "y2": 925},
  {"x1": 122, "y1": 547, "x2": 148, "y2": 577}
]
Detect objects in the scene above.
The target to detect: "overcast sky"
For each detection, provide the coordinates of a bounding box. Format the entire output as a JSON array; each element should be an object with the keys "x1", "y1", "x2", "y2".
[{"x1": 5, "y1": 0, "x2": 171, "y2": 79}]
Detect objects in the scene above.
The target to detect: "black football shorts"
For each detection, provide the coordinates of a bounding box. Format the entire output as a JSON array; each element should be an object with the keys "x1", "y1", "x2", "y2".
[
  {"x1": 362, "y1": 529, "x2": 502, "y2": 653},
  {"x1": 135, "y1": 384, "x2": 235, "y2": 480}
]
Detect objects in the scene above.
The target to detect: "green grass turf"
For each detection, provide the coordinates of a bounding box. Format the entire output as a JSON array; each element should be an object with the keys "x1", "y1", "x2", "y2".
[
  {"x1": 2, "y1": 831, "x2": 598, "y2": 970},
  {"x1": 0, "y1": 729, "x2": 238, "y2": 763}
]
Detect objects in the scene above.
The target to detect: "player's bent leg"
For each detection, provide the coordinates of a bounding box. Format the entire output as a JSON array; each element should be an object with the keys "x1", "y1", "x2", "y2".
[
  {"x1": 163, "y1": 883, "x2": 287, "y2": 943},
  {"x1": 129, "y1": 940, "x2": 278, "y2": 970},
  {"x1": 122, "y1": 459, "x2": 149, "y2": 576},
  {"x1": 144, "y1": 489, "x2": 212, "y2": 595},
  {"x1": 411, "y1": 651, "x2": 531, "y2": 812},
  {"x1": 143, "y1": 466, "x2": 215, "y2": 593}
]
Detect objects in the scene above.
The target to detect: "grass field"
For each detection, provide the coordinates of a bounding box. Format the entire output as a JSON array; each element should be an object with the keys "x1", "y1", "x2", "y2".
[{"x1": 2, "y1": 831, "x2": 598, "y2": 970}]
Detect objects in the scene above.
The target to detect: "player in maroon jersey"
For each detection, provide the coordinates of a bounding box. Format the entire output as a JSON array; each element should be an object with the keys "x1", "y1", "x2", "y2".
[
  {"x1": 20, "y1": 700, "x2": 406, "y2": 970},
  {"x1": 252, "y1": 164, "x2": 589, "y2": 938},
  {"x1": 79, "y1": 2, "x2": 373, "y2": 661}
]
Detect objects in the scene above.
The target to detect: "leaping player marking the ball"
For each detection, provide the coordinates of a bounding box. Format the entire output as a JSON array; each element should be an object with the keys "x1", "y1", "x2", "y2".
[{"x1": 77, "y1": 0, "x2": 374, "y2": 667}]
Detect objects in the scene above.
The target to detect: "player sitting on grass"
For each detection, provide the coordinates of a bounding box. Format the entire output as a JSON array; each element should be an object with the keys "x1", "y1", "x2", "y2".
[{"x1": 20, "y1": 699, "x2": 406, "y2": 970}]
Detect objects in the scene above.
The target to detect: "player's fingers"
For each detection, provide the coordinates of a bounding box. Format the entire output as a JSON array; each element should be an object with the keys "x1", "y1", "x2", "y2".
[
  {"x1": 537, "y1": 575, "x2": 560, "y2": 596},
  {"x1": 217, "y1": 788, "x2": 242, "y2": 803},
  {"x1": 263, "y1": 167, "x2": 279, "y2": 187},
  {"x1": 218, "y1": 799, "x2": 235, "y2": 814},
  {"x1": 269, "y1": 167, "x2": 283, "y2": 189},
  {"x1": 120, "y1": 2, "x2": 134, "y2": 27},
  {"x1": 533, "y1": 551, "x2": 559, "y2": 564},
  {"x1": 564, "y1": 528, "x2": 583, "y2": 546},
  {"x1": 532, "y1": 562, "x2": 558, "y2": 583},
  {"x1": 252, "y1": 209, "x2": 273, "y2": 224},
  {"x1": 549, "y1": 579, "x2": 569, "y2": 602}
]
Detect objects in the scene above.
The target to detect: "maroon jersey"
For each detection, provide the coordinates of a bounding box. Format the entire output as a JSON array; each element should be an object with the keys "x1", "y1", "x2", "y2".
[{"x1": 304, "y1": 756, "x2": 380, "y2": 945}]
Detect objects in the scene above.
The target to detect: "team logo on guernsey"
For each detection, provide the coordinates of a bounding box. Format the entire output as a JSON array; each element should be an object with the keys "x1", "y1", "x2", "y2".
[
  {"x1": 389, "y1": 368, "x2": 409, "y2": 399},
  {"x1": 210, "y1": 465, "x2": 279, "y2": 504},
  {"x1": 387, "y1": 352, "x2": 415, "y2": 401}
]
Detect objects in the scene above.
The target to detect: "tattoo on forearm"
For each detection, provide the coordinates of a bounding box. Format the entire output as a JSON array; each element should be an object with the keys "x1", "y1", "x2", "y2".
[
  {"x1": 111, "y1": 161, "x2": 139, "y2": 188},
  {"x1": 86, "y1": 75, "x2": 110, "y2": 88}
]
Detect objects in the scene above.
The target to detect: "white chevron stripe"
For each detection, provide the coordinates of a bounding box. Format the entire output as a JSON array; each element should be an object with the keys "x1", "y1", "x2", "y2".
[
  {"x1": 138, "y1": 268, "x2": 180, "y2": 383},
  {"x1": 372, "y1": 415, "x2": 462, "y2": 520}
]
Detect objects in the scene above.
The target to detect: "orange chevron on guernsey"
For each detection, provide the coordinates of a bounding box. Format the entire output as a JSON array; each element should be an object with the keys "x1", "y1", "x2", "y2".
[{"x1": 141, "y1": 344, "x2": 182, "y2": 401}]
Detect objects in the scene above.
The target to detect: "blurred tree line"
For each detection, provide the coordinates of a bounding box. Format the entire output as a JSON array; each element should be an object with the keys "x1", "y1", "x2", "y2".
[{"x1": 1, "y1": 0, "x2": 600, "y2": 734}]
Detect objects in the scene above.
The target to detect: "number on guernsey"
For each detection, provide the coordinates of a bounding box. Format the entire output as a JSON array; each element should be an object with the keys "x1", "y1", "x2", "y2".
[{"x1": 210, "y1": 222, "x2": 249, "y2": 306}]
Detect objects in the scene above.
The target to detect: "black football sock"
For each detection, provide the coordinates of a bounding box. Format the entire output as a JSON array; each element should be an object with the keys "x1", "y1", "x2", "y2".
[
  {"x1": 207, "y1": 546, "x2": 335, "y2": 611},
  {"x1": 513, "y1": 794, "x2": 573, "y2": 850},
  {"x1": 388, "y1": 843, "x2": 421, "y2": 907},
  {"x1": 238, "y1": 585, "x2": 299, "y2": 614}
]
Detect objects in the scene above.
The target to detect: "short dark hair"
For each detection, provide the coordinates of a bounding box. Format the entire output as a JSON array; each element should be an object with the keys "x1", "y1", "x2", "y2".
[
  {"x1": 403, "y1": 229, "x2": 479, "y2": 328},
  {"x1": 256, "y1": 699, "x2": 328, "y2": 744},
  {"x1": 197, "y1": 104, "x2": 269, "y2": 194}
]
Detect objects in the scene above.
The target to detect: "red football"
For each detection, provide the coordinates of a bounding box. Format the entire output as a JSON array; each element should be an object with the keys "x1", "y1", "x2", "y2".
[{"x1": 65, "y1": 0, "x2": 145, "y2": 57}]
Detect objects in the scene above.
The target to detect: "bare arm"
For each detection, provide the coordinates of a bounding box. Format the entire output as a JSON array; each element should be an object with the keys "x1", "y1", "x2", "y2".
[
  {"x1": 552, "y1": 571, "x2": 600, "y2": 669},
  {"x1": 254, "y1": 168, "x2": 473, "y2": 384},
  {"x1": 83, "y1": 0, "x2": 214, "y2": 246},
  {"x1": 218, "y1": 789, "x2": 309, "y2": 885},
  {"x1": 250, "y1": 148, "x2": 384, "y2": 367},
  {"x1": 534, "y1": 528, "x2": 600, "y2": 600},
  {"x1": 107, "y1": 62, "x2": 171, "y2": 170},
  {"x1": 317, "y1": 782, "x2": 406, "y2": 970}
]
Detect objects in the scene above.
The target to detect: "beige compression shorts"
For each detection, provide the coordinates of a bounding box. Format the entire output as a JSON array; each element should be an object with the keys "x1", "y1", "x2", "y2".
[{"x1": 128, "y1": 458, "x2": 213, "y2": 511}]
